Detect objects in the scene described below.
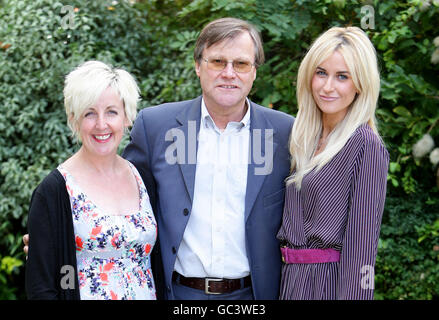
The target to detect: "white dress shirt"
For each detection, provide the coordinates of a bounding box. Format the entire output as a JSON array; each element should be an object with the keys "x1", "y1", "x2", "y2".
[{"x1": 174, "y1": 98, "x2": 251, "y2": 279}]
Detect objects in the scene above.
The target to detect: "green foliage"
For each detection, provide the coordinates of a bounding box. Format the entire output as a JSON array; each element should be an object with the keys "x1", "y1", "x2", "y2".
[
  {"x1": 373, "y1": 0, "x2": 439, "y2": 193},
  {"x1": 0, "y1": 255, "x2": 23, "y2": 300},
  {"x1": 135, "y1": 0, "x2": 201, "y2": 106},
  {"x1": 416, "y1": 218, "x2": 439, "y2": 243},
  {"x1": 0, "y1": 0, "x2": 438, "y2": 299},
  {"x1": 375, "y1": 192, "x2": 439, "y2": 300}
]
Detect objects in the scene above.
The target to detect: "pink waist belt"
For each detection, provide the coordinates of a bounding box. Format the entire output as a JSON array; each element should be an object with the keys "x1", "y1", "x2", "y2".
[{"x1": 281, "y1": 247, "x2": 340, "y2": 264}]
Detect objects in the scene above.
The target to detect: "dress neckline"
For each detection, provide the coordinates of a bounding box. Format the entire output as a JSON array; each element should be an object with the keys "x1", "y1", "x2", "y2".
[{"x1": 58, "y1": 161, "x2": 144, "y2": 217}]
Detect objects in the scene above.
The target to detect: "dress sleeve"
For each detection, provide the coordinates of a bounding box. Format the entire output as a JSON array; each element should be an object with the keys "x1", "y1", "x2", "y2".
[
  {"x1": 25, "y1": 189, "x2": 59, "y2": 299},
  {"x1": 338, "y1": 137, "x2": 389, "y2": 300}
]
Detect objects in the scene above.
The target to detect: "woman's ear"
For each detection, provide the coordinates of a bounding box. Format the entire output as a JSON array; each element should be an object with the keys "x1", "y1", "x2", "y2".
[
  {"x1": 69, "y1": 113, "x2": 78, "y2": 132},
  {"x1": 124, "y1": 116, "x2": 131, "y2": 128}
]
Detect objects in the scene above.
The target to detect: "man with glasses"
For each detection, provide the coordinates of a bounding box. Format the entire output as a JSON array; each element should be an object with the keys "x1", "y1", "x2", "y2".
[
  {"x1": 24, "y1": 17, "x2": 294, "y2": 300},
  {"x1": 124, "y1": 17, "x2": 294, "y2": 300}
]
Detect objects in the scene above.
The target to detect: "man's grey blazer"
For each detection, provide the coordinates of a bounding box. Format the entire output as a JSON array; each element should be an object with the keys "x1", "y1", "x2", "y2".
[{"x1": 123, "y1": 96, "x2": 294, "y2": 299}]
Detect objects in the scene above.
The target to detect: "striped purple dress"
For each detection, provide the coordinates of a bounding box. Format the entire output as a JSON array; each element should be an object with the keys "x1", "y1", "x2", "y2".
[{"x1": 277, "y1": 124, "x2": 389, "y2": 300}]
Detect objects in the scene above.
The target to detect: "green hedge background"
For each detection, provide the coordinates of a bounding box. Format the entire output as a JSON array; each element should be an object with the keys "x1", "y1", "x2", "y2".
[{"x1": 0, "y1": 0, "x2": 438, "y2": 300}]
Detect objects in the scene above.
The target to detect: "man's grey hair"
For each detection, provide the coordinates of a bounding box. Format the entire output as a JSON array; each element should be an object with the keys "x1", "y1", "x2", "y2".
[{"x1": 193, "y1": 17, "x2": 265, "y2": 67}]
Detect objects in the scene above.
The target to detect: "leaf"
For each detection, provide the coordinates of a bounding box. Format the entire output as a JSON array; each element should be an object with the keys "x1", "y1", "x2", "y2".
[
  {"x1": 392, "y1": 106, "x2": 412, "y2": 117},
  {"x1": 389, "y1": 162, "x2": 401, "y2": 173}
]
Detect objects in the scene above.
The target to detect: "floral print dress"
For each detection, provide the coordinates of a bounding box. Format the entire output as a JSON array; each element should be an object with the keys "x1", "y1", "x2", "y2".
[{"x1": 58, "y1": 162, "x2": 157, "y2": 300}]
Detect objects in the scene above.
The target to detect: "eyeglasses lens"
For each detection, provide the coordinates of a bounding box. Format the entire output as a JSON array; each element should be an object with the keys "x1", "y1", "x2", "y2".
[{"x1": 207, "y1": 59, "x2": 252, "y2": 73}]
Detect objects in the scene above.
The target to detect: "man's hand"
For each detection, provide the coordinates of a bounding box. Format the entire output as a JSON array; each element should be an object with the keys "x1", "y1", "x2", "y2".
[{"x1": 23, "y1": 234, "x2": 29, "y2": 256}]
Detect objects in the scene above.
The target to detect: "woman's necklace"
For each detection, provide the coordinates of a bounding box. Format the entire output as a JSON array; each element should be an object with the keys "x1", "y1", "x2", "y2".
[
  {"x1": 317, "y1": 137, "x2": 326, "y2": 150},
  {"x1": 315, "y1": 134, "x2": 327, "y2": 156}
]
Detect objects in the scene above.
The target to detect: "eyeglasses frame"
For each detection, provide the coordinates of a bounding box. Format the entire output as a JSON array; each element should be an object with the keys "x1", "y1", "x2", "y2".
[{"x1": 201, "y1": 57, "x2": 256, "y2": 73}]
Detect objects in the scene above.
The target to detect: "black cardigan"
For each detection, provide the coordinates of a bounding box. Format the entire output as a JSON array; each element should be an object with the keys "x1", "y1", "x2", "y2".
[
  {"x1": 25, "y1": 169, "x2": 80, "y2": 299},
  {"x1": 25, "y1": 168, "x2": 165, "y2": 300}
]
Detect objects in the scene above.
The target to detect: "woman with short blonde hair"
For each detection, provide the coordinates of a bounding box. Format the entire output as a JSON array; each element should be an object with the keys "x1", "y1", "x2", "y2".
[
  {"x1": 64, "y1": 60, "x2": 139, "y2": 140},
  {"x1": 26, "y1": 61, "x2": 157, "y2": 300},
  {"x1": 277, "y1": 27, "x2": 389, "y2": 300}
]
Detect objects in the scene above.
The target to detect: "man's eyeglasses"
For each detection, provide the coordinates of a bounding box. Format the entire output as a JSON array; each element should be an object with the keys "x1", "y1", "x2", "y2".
[{"x1": 202, "y1": 58, "x2": 255, "y2": 73}]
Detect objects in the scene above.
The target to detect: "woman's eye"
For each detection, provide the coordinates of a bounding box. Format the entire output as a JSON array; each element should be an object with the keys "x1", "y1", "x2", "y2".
[
  {"x1": 338, "y1": 74, "x2": 348, "y2": 80},
  {"x1": 316, "y1": 70, "x2": 326, "y2": 76}
]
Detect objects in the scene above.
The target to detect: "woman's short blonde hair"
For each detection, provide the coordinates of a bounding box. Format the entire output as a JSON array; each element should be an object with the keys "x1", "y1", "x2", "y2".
[{"x1": 63, "y1": 60, "x2": 140, "y2": 140}]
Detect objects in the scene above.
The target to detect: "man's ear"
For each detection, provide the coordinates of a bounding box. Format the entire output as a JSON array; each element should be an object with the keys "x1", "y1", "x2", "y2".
[{"x1": 195, "y1": 60, "x2": 201, "y2": 78}]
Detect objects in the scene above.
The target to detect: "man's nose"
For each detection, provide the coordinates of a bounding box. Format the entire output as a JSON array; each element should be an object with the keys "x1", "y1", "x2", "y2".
[{"x1": 221, "y1": 61, "x2": 236, "y2": 78}]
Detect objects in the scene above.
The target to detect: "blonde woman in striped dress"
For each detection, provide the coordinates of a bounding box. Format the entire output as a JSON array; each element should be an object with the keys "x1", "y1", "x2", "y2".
[{"x1": 277, "y1": 26, "x2": 389, "y2": 300}]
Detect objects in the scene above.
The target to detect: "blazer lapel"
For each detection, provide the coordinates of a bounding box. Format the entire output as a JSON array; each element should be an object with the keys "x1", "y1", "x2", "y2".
[
  {"x1": 174, "y1": 96, "x2": 202, "y2": 203},
  {"x1": 245, "y1": 102, "x2": 278, "y2": 222}
]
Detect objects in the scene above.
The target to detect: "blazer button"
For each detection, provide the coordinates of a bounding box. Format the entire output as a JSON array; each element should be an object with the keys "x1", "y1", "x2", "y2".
[
  {"x1": 183, "y1": 208, "x2": 189, "y2": 216},
  {"x1": 172, "y1": 247, "x2": 177, "y2": 254}
]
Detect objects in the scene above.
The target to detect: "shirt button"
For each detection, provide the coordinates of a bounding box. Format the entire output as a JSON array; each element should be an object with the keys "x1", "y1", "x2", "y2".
[{"x1": 183, "y1": 208, "x2": 189, "y2": 216}]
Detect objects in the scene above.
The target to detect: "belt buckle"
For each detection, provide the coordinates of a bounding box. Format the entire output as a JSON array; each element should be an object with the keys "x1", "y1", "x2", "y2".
[
  {"x1": 205, "y1": 278, "x2": 222, "y2": 295},
  {"x1": 281, "y1": 245, "x2": 286, "y2": 263}
]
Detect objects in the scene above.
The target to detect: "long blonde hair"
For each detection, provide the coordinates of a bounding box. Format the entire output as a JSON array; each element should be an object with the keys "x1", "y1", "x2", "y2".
[{"x1": 287, "y1": 26, "x2": 381, "y2": 189}]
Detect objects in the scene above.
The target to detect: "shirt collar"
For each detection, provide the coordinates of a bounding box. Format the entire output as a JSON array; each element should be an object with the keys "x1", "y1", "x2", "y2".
[{"x1": 201, "y1": 98, "x2": 251, "y2": 130}]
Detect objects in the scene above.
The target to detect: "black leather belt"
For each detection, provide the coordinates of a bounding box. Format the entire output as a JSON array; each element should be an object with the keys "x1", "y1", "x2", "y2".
[{"x1": 172, "y1": 272, "x2": 251, "y2": 295}]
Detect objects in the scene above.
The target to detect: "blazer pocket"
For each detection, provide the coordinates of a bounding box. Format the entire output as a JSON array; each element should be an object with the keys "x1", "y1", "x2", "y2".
[{"x1": 263, "y1": 188, "x2": 285, "y2": 208}]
